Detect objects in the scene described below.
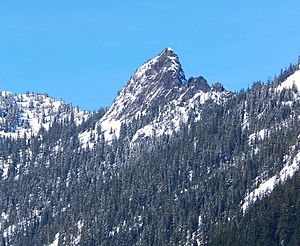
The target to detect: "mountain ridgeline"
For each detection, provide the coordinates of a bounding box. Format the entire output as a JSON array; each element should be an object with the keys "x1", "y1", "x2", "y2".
[{"x1": 1, "y1": 48, "x2": 300, "y2": 245}]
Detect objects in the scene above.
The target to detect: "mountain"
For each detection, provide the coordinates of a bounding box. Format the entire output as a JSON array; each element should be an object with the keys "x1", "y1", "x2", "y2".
[
  {"x1": 79, "y1": 48, "x2": 230, "y2": 146},
  {"x1": 0, "y1": 92, "x2": 90, "y2": 138},
  {"x1": 1, "y1": 49, "x2": 300, "y2": 245}
]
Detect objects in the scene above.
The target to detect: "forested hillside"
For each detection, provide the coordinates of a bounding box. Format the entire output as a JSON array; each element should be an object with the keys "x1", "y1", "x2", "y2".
[{"x1": 1, "y1": 50, "x2": 300, "y2": 245}]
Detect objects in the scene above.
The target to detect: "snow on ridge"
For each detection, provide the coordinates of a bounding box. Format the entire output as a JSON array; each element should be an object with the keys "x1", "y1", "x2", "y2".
[
  {"x1": 1, "y1": 91, "x2": 12, "y2": 97},
  {"x1": 130, "y1": 90, "x2": 228, "y2": 145},
  {"x1": 241, "y1": 150, "x2": 300, "y2": 213},
  {"x1": 276, "y1": 70, "x2": 300, "y2": 92},
  {"x1": 133, "y1": 48, "x2": 181, "y2": 81},
  {"x1": 0, "y1": 92, "x2": 89, "y2": 139},
  {"x1": 134, "y1": 55, "x2": 160, "y2": 80},
  {"x1": 78, "y1": 86, "x2": 230, "y2": 148}
]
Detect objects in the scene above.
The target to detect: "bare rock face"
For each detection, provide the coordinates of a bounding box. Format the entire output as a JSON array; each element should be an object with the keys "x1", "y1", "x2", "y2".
[
  {"x1": 103, "y1": 48, "x2": 187, "y2": 121},
  {"x1": 182, "y1": 76, "x2": 211, "y2": 101}
]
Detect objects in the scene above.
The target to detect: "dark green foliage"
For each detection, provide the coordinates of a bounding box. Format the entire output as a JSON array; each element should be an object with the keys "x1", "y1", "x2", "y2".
[
  {"x1": 209, "y1": 170, "x2": 300, "y2": 245},
  {"x1": 0, "y1": 93, "x2": 20, "y2": 132}
]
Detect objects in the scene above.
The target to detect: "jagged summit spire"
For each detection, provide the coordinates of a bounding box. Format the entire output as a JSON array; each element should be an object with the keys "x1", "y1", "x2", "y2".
[
  {"x1": 100, "y1": 48, "x2": 187, "y2": 124},
  {"x1": 157, "y1": 47, "x2": 179, "y2": 62},
  {"x1": 165, "y1": 47, "x2": 174, "y2": 52},
  {"x1": 85, "y1": 48, "x2": 230, "y2": 143},
  {"x1": 132, "y1": 48, "x2": 185, "y2": 83}
]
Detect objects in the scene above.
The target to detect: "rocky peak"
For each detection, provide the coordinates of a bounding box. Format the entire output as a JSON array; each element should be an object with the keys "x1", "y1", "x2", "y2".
[
  {"x1": 187, "y1": 76, "x2": 210, "y2": 92},
  {"x1": 156, "y1": 47, "x2": 178, "y2": 62},
  {"x1": 212, "y1": 82, "x2": 225, "y2": 92},
  {"x1": 102, "y1": 48, "x2": 187, "y2": 123},
  {"x1": 81, "y1": 48, "x2": 230, "y2": 143},
  {"x1": 132, "y1": 47, "x2": 186, "y2": 88}
]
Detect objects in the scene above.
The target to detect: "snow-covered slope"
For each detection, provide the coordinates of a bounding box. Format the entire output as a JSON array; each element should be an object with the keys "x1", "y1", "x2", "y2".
[
  {"x1": 130, "y1": 85, "x2": 229, "y2": 144},
  {"x1": 242, "y1": 148, "x2": 300, "y2": 213},
  {"x1": 0, "y1": 92, "x2": 89, "y2": 138},
  {"x1": 80, "y1": 48, "x2": 230, "y2": 146},
  {"x1": 276, "y1": 68, "x2": 300, "y2": 92}
]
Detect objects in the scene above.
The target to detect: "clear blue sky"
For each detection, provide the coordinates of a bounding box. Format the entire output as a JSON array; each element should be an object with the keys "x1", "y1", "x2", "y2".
[{"x1": 1, "y1": 0, "x2": 300, "y2": 110}]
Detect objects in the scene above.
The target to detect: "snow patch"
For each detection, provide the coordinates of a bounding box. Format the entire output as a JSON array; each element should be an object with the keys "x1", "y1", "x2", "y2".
[
  {"x1": 241, "y1": 151, "x2": 300, "y2": 213},
  {"x1": 276, "y1": 70, "x2": 300, "y2": 92},
  {"x1": 49, "y1": 232, "x2": 60, "y2": 246},
  {"x1": 248, "y1": 129, "x2": 268, "y2": 144},
  {"x1": 72, "y1": 220, "x2": 84, "y2": 245},
  {"x1": 3, "y1": 224, "x2": 16, "y2": 239}
]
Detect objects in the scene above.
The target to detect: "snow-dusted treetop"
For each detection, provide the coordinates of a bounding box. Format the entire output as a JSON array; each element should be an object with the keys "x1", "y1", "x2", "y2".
[{"x1": 0, "y1": 92, "x2": 89, "y2": 138}]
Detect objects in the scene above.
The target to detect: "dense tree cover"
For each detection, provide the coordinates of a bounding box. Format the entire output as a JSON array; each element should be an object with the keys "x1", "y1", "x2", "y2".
[
  {"x1": 209, "y1": 170, "x2": 300, "y2": 245},
  {"x1": 1, "y1": 65, "x2": 300, "y2": 245},
  {"x1": 0, "y1": 93, "x2": 20, "y2": 132}
]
